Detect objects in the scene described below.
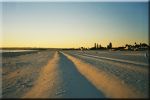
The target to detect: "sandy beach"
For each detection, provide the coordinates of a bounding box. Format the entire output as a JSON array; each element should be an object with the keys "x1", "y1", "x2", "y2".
[{"x1": 1, "y1": 50, "x2": 149, "y2": 98}]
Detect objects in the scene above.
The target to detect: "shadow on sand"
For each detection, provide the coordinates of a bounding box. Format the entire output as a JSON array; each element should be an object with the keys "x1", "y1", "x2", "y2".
[{"x1": 57, "y1": 52, "x2": 105, "y2": 98}]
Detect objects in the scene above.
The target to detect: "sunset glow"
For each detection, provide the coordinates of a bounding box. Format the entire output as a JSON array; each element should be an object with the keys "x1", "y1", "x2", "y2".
[{"x1": 1, "y1": 2, "x2": 148, "y2": 48}]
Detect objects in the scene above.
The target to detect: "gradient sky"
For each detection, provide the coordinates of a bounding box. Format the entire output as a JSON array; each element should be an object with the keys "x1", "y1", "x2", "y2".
[{"x1": 1, "y1": 2, "x2": 149, "y2": 48}]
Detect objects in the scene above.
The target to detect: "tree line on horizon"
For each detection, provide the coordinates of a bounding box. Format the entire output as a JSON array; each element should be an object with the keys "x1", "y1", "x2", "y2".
[
  {"x1": 80, "y1": 42, "x2": 149, "y2": 51},
  {"x1": 1, "y1": 42, "x2": 149, "y2": 51}
]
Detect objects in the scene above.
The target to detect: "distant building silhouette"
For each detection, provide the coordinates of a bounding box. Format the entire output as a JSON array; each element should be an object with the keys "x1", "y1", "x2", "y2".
[
  {"x1": 96, "y1": 43, "x2": 98, "y2": 49},
  {"x1": 107, "y1": 42, "x2": 112, "y2": 49},
  {"x1": 94, "y1": 43, "x2": 96, "y2": 49},
  {"x1": 89, "y1": 41, "x2": 149, "y2": 51}
]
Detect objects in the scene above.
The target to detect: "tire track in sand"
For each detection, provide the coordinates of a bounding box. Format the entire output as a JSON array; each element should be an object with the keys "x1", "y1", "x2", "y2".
[
  {"x1": 22, "y1": 51, "x2": 104, "y2": 98},
  {"x1": 22, "y1": 52, "x2": 60, "y2": 98},
  {"x1": 62, "y1": 52, "x2": 146, "y2": 98},
  {"x1": 56, "y1": 52, "x2": 104, "y2": 98},
  {"x1": 73, "y1": 53, "x2": 148, "y2": 74},
  {"x1": 69, "y1": 52, "x2": 149, "y2": 96}
]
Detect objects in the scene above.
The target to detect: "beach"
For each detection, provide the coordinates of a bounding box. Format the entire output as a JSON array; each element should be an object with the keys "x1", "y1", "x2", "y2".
[{"x1": 1, "y1": 50, "x2": 149, "y2": 98}]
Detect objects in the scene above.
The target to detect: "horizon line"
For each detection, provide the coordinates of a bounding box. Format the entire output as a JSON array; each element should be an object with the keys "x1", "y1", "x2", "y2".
[
  {"x1": 1, "y1": 42, "x2": 149, "y2": 49},
  {"x1": 1, "y1": 0, "x2": 149, "y2": 2}
]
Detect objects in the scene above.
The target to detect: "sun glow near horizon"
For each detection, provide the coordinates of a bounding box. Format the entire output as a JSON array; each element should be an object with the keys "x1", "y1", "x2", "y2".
[{"x1": 1, "y1": 2, "x2": 149, "y2": 48}]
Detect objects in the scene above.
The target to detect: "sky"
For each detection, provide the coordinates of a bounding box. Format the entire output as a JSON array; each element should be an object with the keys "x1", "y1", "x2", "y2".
[{"x1": 1, "y1": 2, "x2": 149, "y2": 48}]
